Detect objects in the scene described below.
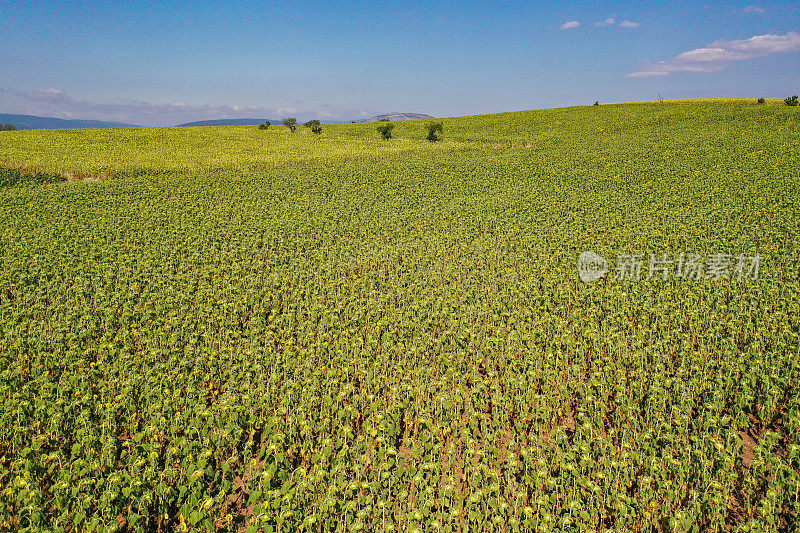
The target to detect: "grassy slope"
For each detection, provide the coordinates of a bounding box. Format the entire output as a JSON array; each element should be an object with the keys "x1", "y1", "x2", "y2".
[
  {"x1": 0, "y1": 99, "x2": 796, "y2": 175},
  {"x1": 0, "y1": 100, "x2": 799, "y2": 531}
]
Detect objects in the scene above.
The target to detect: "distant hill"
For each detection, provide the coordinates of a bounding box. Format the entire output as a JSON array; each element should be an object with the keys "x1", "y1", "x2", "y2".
[
  {"x1": 176, "y1": 118, "x2": 284, "y2": 127},
  {"x1": 367, "y1": 113, "x2": 434, "y2": 122},
  {"x1": 0, "y1": 113, "x2": 436, "y2": 130},
  {"x1": 0, "y1": 113, "x2": 140, "y2": 130}
]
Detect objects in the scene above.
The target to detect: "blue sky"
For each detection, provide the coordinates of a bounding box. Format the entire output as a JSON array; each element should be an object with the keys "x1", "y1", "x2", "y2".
[{"x1": 1, "y1": 1, "x2": 799, "y2": 125}]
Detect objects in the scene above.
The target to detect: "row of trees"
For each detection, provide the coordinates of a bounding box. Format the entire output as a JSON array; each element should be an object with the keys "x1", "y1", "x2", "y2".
[
  {"x1": 263, "y1": 119, "x2": 445, "y2": 140},
  {"x1": 377, "y1": 121, "x2": 444, "y2": 141},
  {"x1": 756, "y1": 96, "x2": 798, "y2": 106},
  {"x1": 258, "y1": 118, "x2": 322, "y2": 134},
  {"x1": 0, "y1": 124, "x2": 16, "y2": 131},
  {"x1": 260, "y1": 118, "x2": 445, "y2": 139}
]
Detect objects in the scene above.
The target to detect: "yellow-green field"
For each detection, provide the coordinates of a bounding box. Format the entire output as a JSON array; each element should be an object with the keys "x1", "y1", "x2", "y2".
[
  {"x1": 2, "y1": 98, "x2": 794, "y2": 177},
  {"x1": 1, "y1": 100, "x2": 799, "y2": 531}
]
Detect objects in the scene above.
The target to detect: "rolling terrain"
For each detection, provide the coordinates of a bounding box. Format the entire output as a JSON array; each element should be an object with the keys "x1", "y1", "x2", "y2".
[
  {"x1": 367, "y1": 113, "x2": 435, "y2": 122},
  {"x1": 0, "y1": 113, "x2": 140, "y2": 130},
  {"x1": 177, "y1": 118, "x2": 284, "y2": 127},
  {"x1": 0, "y1": 100, "x2": 799, "y2": 531}
]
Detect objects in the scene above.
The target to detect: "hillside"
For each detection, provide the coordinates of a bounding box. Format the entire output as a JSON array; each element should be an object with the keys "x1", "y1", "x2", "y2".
[
  {"x1": 2, "y1": 99, "x2": 794, "y2": 176},
  {"x1": 176, "y1": 118, "x2": 284, "y2": 127},
  {"x1": 1, "y1": 100, "x2": 799, "y2": 530},
  {"x1": 367, "y1": 112, "x2": 434, "y2": 122},
  {"x1": 0, "y1": 113, "x2": 140, "y2": 130}
]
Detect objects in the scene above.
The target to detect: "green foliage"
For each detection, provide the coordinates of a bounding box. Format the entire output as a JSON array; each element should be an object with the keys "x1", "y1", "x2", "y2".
[
  {"x1": 282, "y1": 117, "x2": 298, "y2": 132},
  {"x1": 376, "y1": 122, "x2": 395, "y2": 140},
  {"x1": 311, "y1": 125, "x2": 323, "y2": 135},
  {"x1": 304, "y1": 120, "x2": 321, "y2": 128},
  {"x1": 1, "y1": 100, "x2": 800, "y2": 530},
  {"x1": 0, "y1": 124, "x2": 16, "y2": 131},
  {"x1": 757, "y1": 98, "x2": 766, "y2": 104},
  {"x1": 258, "y1": 121, "x2": 270, "y2": 130},
  {"x1": 785, "y1": 95, "x2": 799, "y2": 106},
  {"x1": 0, "y1": 168, "x2": 65, "y2": 187},
  {"x1": 426, "y1": 122, "x2": 443, "y2": 142}
]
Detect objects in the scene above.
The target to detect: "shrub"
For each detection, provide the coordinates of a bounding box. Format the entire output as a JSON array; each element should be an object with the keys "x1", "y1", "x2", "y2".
[
  {"x1": 785, "y1": 95, "x2": 799, "y2": 107},
  {"x1": 258, "y1": 121, "x2": 270, "y2": 130},
  {"x1": 283, "y1": 118, "x2": 298, "y2": 132},
  {"x1": 426, "y1": 122, "x2": 443, "y2": 142},
  {"x1": 594, "y1": 101, "x2": 599, "y2": 106},
  {"x1": 376, "y1": 123, "x2": 394, "y2": 140},
  {"x1": 757, "y1": 98, "x2": 766, "y2": 104},
  {"x1": 303, "y1": 120, "x2": 321, "y2": 128},
  {"x1": 0, "y1": 124, "x2": 16, "y2": 131},
  {"x1": 311, "y1": 125, "x2": 323, "y2": 135}
]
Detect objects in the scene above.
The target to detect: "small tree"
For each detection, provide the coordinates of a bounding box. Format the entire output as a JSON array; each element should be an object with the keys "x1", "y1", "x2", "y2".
[
  {"x1": 311, "y1": 125, "x2": 323, "y2": 134},
  {"x1": 426, "y1": 122, "x2": 443, "y2": 142},
  {"x1": 258, "y1": 120, "x2": 270, "y2": 130},
  {"x1": 785, "y1": 95, "x2": 799, "y2": 107},
  {"x1": 594, "y1": 101, "x2": 599, "y2": 106},
  {"x1": 757, "y1": 98, "x2": 766, "y2": 104},
  {"x1": 376, "y1": 123, "x2": 395, "y2": 140},
  {"x1": 303, "y1": 119, "x2": 321, "y2": 128},
  {"x1": 0, "y1": 124, "x2": 16, "y2": 131},
  {"x1": 283, "y1": 118, "x2": 298, "y2": 132}
]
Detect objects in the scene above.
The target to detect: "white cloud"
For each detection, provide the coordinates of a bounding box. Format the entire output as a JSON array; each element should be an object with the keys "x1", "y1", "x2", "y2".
[
  {"x1": 593, "y1": 17, "x2": 639, "y2": 28},
  {"x1": 594, "y1": 18, "x2": 615, "y2": 27},
  {"x1": 24, "y1": 87, "x2": 74, "y2": 103},
  {"x1": 626, "y1": 32, "x2": 800, "y2": 78},
  {"x1": 740, "y1": 6, "x2": 766, "y2": 14},
  {"x1": 560, "y1": 20, "x2": 580, "y2": 30},
  {"x1": 9, "y1": 88, "x2": 344, "y2": 125}
]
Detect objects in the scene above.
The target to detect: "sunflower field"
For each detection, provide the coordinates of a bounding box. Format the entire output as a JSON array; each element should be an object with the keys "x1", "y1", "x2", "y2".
[{"x1": 1, "y1": 100, "x2": 799, "y2": 531}]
